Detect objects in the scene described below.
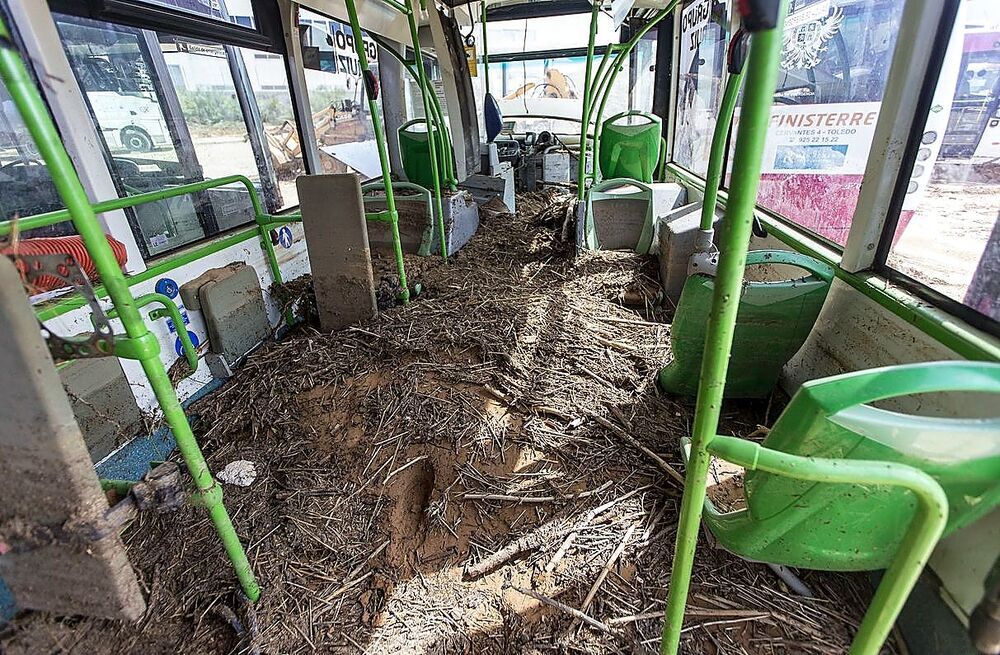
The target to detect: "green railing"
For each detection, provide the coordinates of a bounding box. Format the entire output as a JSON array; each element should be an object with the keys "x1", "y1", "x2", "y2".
[
  {"x1": 367, "y1": 0, "x2": 454, "y2": 260},
  {"x1": 659, "y1": 7, "x2": 787, "y2": 652},
  {"x1": 0, "y1": 174, "x2": 287, "y2": 286},
  {"x1": 576, "y1": 1, "x2": 679, "y2": 199},
  {"x1": 0, "y1": 16, "x2": 260, "y2": 601}
]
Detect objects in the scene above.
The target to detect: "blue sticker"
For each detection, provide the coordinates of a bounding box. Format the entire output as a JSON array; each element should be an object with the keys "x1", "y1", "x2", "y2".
[
  {"x1": 155, "y1": 277, "x2": 179, "y2": 299},
  {"x1": 277, "y1": 226, "x2": 294, "y2": 249},
  {"x1": 174, "y1": 330, "x2": 200, "y2": 357}
]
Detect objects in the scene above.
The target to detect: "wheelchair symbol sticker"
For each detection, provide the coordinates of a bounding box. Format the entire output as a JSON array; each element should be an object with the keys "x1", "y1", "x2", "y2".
[{"x1": 277, "y1": 226, "x2": 294, "y2": 249}]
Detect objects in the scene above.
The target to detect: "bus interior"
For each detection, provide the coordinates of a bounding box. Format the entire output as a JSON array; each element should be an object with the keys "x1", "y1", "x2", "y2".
[{"x1": 0, "y1": 1, "x2": 998, "y2": 654}]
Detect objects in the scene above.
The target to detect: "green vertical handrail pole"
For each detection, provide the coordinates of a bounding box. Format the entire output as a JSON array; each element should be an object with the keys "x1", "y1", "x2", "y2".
[
  {"x1": 245, "y1": 178, "x2": 284, "y2": 285},
  {"x1": 578, "y1": 46, "x2": 617, "y2": 185},
  {"x1": 345, "y1": 0, "x2": 410, "y2": 302},
  {"x1": 409, "y1": 53, "x2": 454, "y2": 188},
  {"x1": 700, "y1": 54, "x2": 747, "y2": 233},
  {"x1": 405, "y1": 4, "x2": 448, "y2": 259},
  {"x1": 583, "y1": 47, "x2": 620, "y2": 185},
  {"x1": 431, "y1": 95, "x2": 458, "y2": 188},
  {"x1": 481, "y1": 0, "x2": 490, "y2": 98},
  {"x1": 658, "y1": 6, "x2": 786, "y2": 655},
  {"x1": 0, "y1": 17, "x2": 259, "y2": 601},
  {"x1": 590, "y1": 2, "x2": 677, "y2": 186},
  {"x1": 365, "y1": 34, "x2": 456, "y2": 189},
  {"x1": 576, "y1": 0, "x2": 602, "y2": 200},
  {"x1": 256, "y1": 213, "x2": 283, "y2": 285}
]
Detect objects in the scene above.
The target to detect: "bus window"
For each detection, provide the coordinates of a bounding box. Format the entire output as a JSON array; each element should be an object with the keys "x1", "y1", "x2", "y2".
[
  {"x1": 674, "y1": 0, "x2": 730, "y2": 177},
  {"x1": 483, "y1": 12, "x2": 630, "y2": 135},
  {"x1": 139, "y1": 0, "x2": 255, "y2": 28},
  {"x1": 750, "y1": 0, "x2": 905, "y2": 246},
  {"x1": 239, "y1": 49, "x2": 304, "y2": 209},
  {"x1": 0, "y1": 78, "x2": 70, "y2": 237},
  {"x1": 55, "y1": 13, "x2": 295, "y2": 258},
  {"x1": 404, "y1": 50, "x2": 449, "y2": 126},
  {"x1": 886, "y1": 0, "x2": 999, "y2": 325},
  {"x1": 299, "y1": 8, "x2": 383, "y2": 180}
]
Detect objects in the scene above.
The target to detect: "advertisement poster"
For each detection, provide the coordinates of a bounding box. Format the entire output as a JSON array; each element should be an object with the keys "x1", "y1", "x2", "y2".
[{"x1": 756, "y1": 102, "x2": 881, "y2": 175}]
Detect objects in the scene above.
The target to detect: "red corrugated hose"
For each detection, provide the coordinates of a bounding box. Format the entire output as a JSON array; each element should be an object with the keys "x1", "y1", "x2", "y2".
[{"x1": 2, "y1": 235, "x2": 129, "y2": 292}]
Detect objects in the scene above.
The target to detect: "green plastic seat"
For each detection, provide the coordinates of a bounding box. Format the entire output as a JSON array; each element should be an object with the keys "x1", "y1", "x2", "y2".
[
  {"x1": 598, "y1": 110, "x2": 662, "y2": 183},
  {"x1": 659, "y1": 250, "x2": 834, "y2": 398},
  {"x1": 681, "y1": 361, "x2": 1000, "y2": 655},
  {"x1": 398, "y1": 118, "x2": 441, "y2": 189}
]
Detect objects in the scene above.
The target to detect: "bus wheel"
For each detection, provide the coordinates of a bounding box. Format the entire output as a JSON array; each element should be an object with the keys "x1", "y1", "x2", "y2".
[{"x1": 121, "y1": 126, "x2": 153, "y2": 152}]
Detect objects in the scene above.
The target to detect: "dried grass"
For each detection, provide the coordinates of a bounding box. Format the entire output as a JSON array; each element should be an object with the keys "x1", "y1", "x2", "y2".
[{"x1": 0, "y1": 189, "x2": 894, "y2": 655}]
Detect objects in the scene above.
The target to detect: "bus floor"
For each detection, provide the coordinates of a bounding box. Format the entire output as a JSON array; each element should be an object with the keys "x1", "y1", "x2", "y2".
[{"x1": 1, "y1": 189, "x2": 898, "y2": 655}]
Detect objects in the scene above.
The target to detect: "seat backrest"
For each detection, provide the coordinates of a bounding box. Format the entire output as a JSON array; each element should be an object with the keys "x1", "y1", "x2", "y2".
[
  {"x1": 484, "y1": 93, "x2": 503, "y2": 143},
  {"x1": 660, "y1": 250, "x2": 833, "y2": 398},
  {"x1": 599, "y1": 111, "x2": 661, "y2": 183},
  {"x1": 398, "y1": 119, "x2": 438, "y2": 189},
  {"x1": 747, "y1": 362, "x2": 1000, "y2": 539}
]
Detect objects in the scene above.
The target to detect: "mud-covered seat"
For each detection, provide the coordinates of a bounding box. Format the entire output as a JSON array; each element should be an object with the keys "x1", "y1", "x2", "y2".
[
  {"x1": 659, "y1": 250, "x2": 834, "y2": 398},
  {"x1": 598, "y1": 110, "x2": 663, "y2": 183},
  {"x1": 583, "y1": 178, "x2": 655, "y2": 253},
  {"x1": 360, "y1": 180, "x2": 435, "y2": 256},
  {"x1": 680, "y1": 360, "x2": 1000, "y2": 655}
]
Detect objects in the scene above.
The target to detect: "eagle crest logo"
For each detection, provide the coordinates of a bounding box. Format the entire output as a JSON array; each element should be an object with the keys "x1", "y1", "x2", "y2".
[{"x1": 781, "y1": 7, "x2": 844, "y2": 70}]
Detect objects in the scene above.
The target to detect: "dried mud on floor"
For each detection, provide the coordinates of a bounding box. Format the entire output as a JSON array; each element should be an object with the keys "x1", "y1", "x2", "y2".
[{"x1": 2, "y1": 190, "x2": 895, "y2": 655}]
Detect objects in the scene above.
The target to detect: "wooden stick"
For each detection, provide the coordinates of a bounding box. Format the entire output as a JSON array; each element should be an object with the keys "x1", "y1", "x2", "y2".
[
  {"x1": 608, "y1": 607, "x2": 770, "y2": 626},
  {"x1": 545, "y1": 485, "x2": 651, "y2": 573},
  {"x1": 591, "y1": 414, "x2": 686, "y2": 487},
  {"x1": 464, "y1": 521, "x2": 573, "y2": 580},
  {"x1": 581, "y1": 523, "x2": 636, "y2": 611},
  {"x1": 463, "y1": 480, "x2": 611, "y2": 503},
  {"x1": 513, "y1": 587, "x2": 611, "y2": 633}
]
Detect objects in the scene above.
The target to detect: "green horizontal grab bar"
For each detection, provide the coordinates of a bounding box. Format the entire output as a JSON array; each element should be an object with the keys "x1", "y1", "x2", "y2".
[
  {"x1": 106, "y1": 292, "x2": 199, "y2": 371},
  {"x1": 0, "y1": 174, "x2": 263, "y2": 237}
]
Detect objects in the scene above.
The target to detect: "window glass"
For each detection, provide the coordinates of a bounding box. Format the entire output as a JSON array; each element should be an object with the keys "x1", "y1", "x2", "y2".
[
  {"x1": 0, "y1": 78, "x2": 72, "y2": 237},
  {"x1": 886, "y1": 0, "x2": 999, "y2": 324},
  {"x1": 476, "y1": 12, "x2": 627, "y2": 136},
  {"x1": 629, "y1": 32, "x2": 658, "y2": 114},
  {"x1": 300, "y1": 9, "x2": 384, "y2": 179},
  {"x1": 404, "y1": 50, "x2": 449, "y2": 125},
  {"x1": 752, "y1": 0, "x2": 904, "y2": 246},
  {"x1": 55, "y1": 14, "x2": 294, "y2": 257},
  {"x1": 142, "y1": 0, "x2": 256, "y2": 28},
  {"x1": 674, "y1": 0, "x2": 730, "y2": 176},
  {"x1": 240, "y1": 49, "x2": 303, "y2": 208},
  {"x1": 486, "y1": 14, "x2": 618, "y2": 55}
]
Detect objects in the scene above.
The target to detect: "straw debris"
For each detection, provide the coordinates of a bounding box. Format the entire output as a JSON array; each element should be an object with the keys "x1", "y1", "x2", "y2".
[{"x1": 1, "y1": 189, "x2": 896, "y2": 655}]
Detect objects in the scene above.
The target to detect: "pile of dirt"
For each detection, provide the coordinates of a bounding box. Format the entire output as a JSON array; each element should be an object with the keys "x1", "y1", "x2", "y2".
[{"x1": 1, "y1": 189, "x2": 893, "y2": 655}]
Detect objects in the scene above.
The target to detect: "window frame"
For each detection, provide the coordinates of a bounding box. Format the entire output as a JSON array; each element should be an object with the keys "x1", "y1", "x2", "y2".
[
  {"x1": 49, "y1": 2, "x2": 309, "y2": 262},
  {"x1": 48, "y1": 0, "x2": 275, "y2": 52},
  {"x1": 665, "y1": 0, "x2": 999, "y2": 343},
  {"x1": 871, "y1": 0, "x2": 999, "y2": 337}
]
